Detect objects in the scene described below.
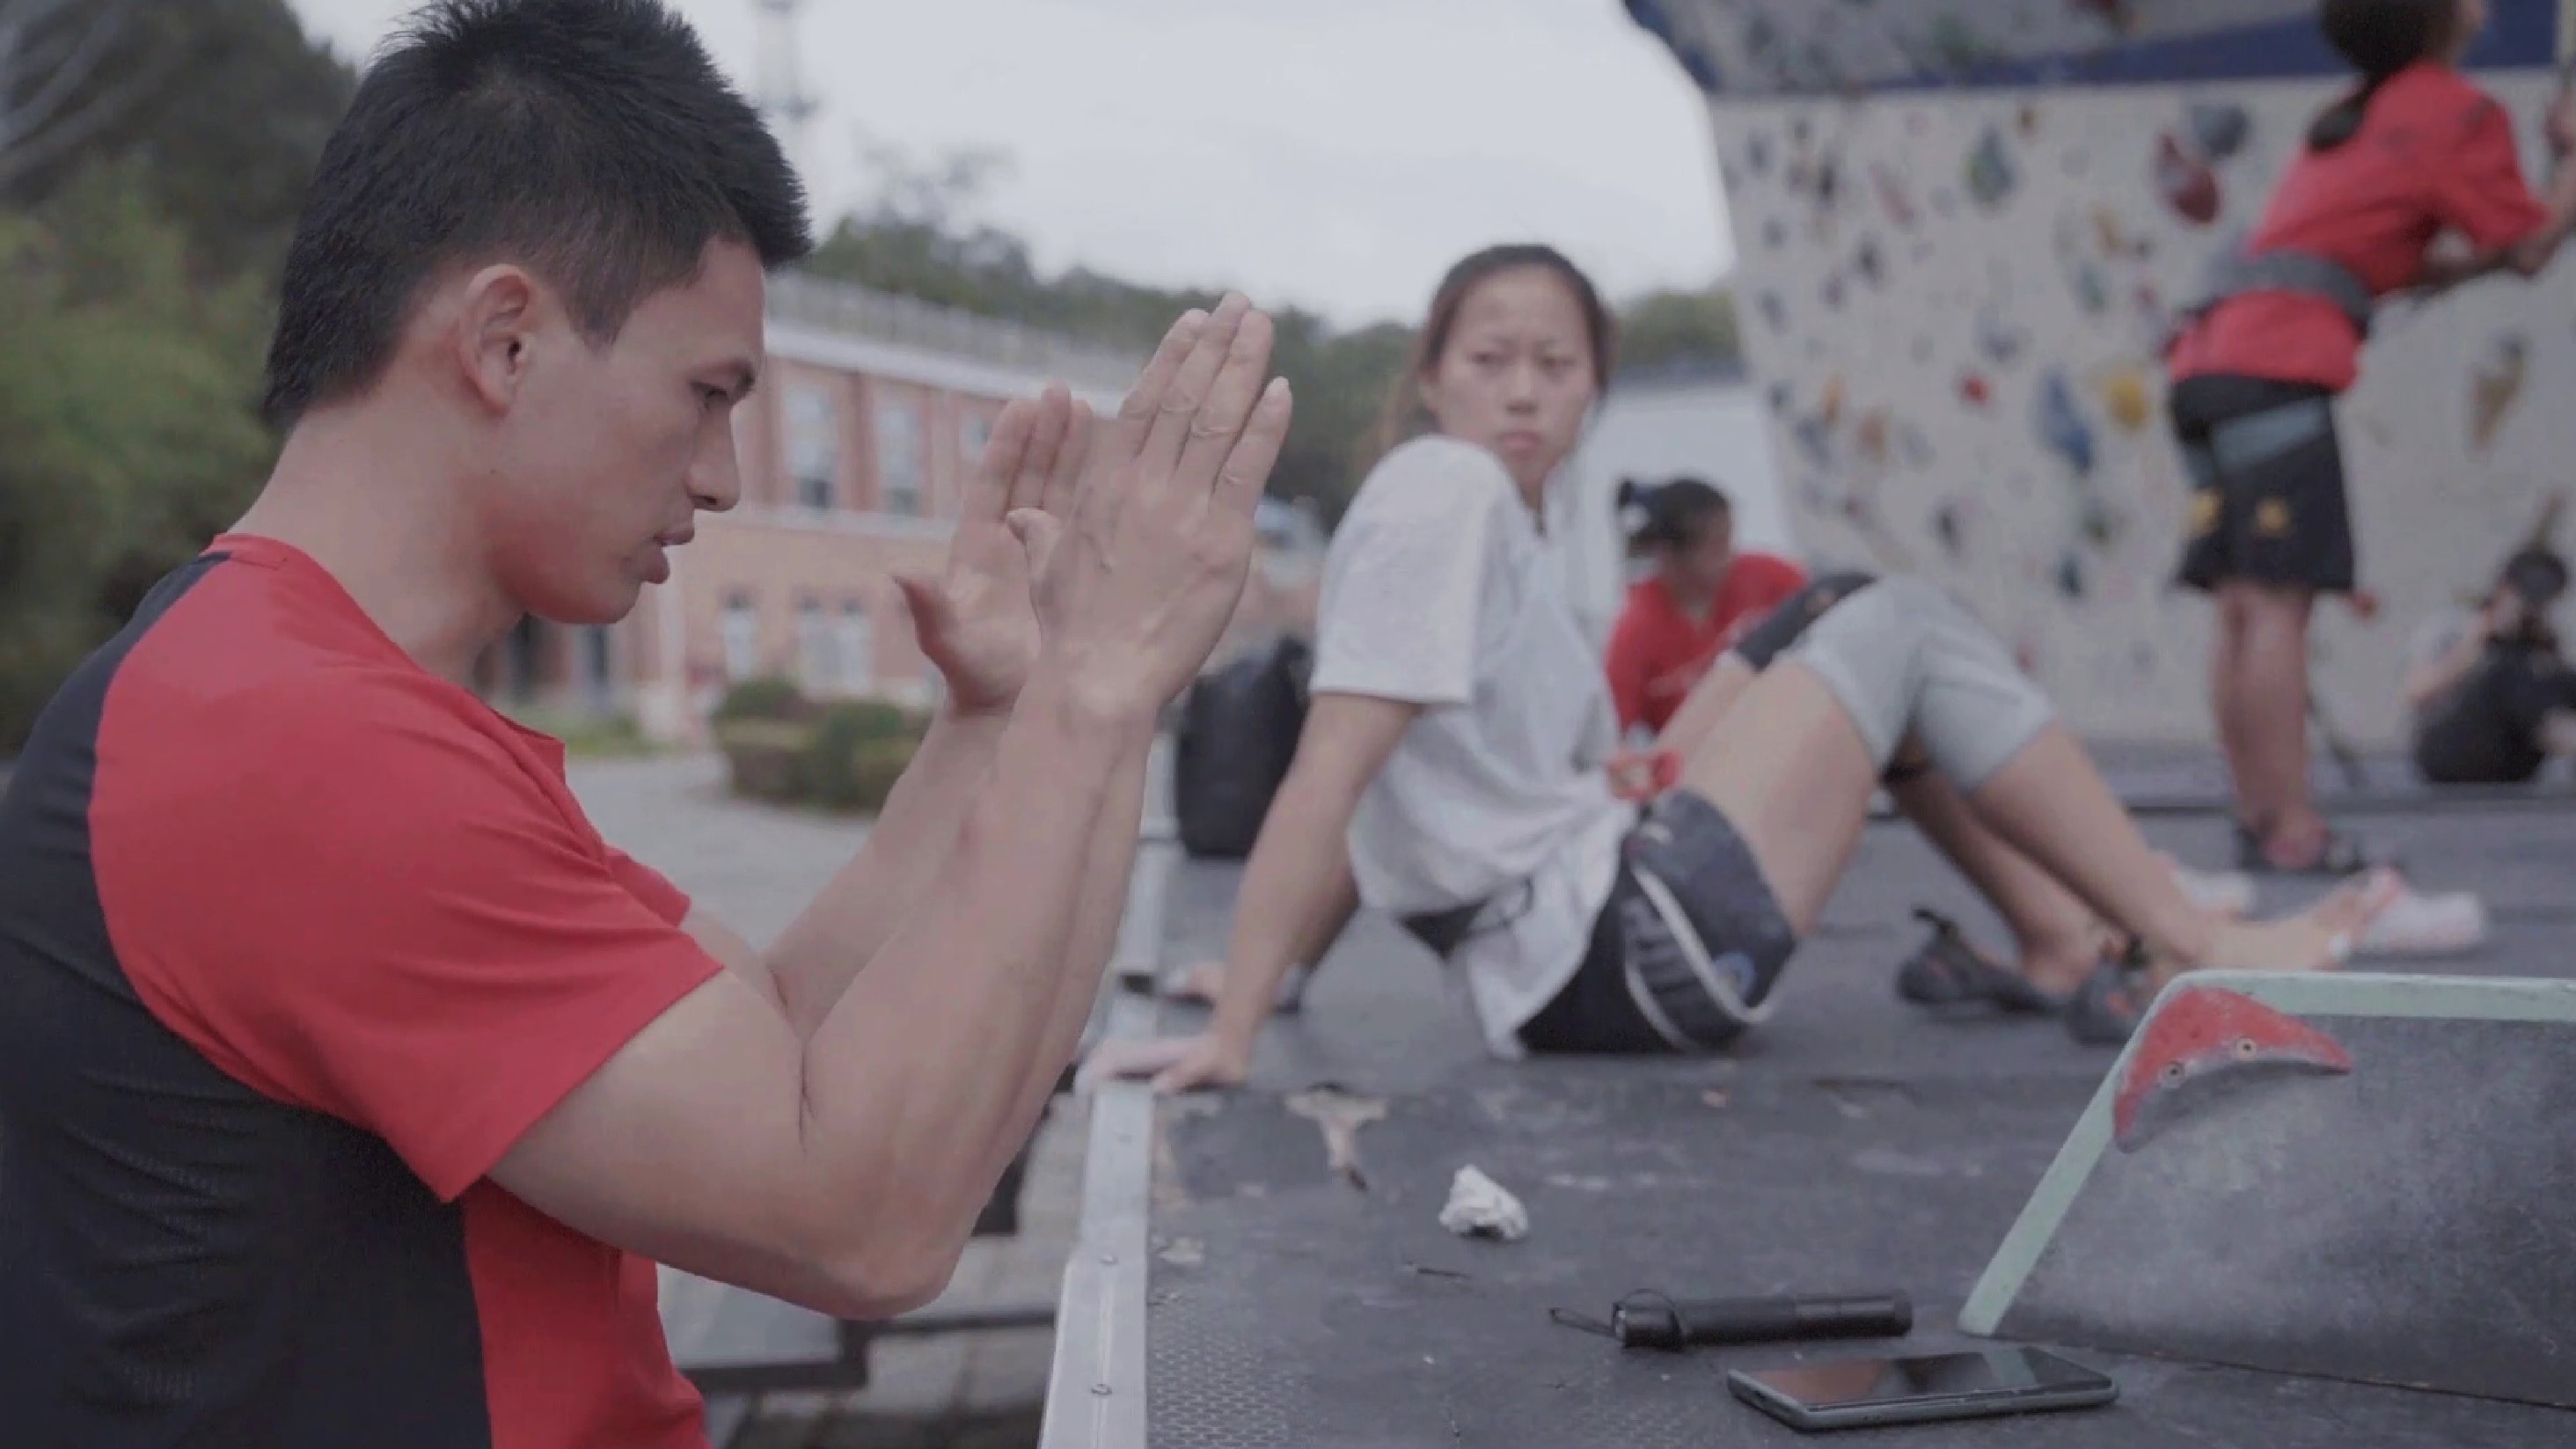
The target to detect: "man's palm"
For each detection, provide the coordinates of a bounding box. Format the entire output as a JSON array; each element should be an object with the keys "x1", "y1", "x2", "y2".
[{"x1": 902, "y1": 388, "x2": 1090, "y2": 715}]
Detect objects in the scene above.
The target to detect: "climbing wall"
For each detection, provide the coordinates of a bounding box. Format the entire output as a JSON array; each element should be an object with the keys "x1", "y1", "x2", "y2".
[{"x1": 1630, "y1": 0, "x2": 2575, "y2": 744}]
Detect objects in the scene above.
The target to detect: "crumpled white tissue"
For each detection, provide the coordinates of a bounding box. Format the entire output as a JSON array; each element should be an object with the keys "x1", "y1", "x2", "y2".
[{"x1": 1438, "y1": 1165, "x2": 1528, "y2": 1241}]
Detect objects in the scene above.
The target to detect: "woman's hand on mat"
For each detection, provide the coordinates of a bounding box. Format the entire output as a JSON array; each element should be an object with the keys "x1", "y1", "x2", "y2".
[
  {"x1": 1080, "y1": 1031, "x2": 1251, "y2": 1094},
  {"x1": 1031, "y1": 296, "x2": 1294, "y2": 721},
  {"x1": 898, "y1": 386, "x2": 1091, "y2": 716}
]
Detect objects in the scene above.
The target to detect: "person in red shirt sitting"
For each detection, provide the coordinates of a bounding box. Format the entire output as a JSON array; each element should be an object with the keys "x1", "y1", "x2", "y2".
[
  {"x1": 2164, "y1": 0, "x2": 2576, "y2": 875},
  {"x1": 1605, "y1": 477, "x2": 1810, "y2": 736}
]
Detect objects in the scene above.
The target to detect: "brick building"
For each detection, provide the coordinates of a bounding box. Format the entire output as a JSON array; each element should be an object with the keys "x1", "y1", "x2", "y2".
[{"x1": 475, "y1": 273, "x2": 1323, "y2": 744}]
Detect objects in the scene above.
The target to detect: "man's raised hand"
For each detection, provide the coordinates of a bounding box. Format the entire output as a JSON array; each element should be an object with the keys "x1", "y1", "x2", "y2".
[
  {"x1": 1032, "y1": 294, "x2": 1293, "y2": 722},
  {"x1": 896, "y1": 384, "x2": 1092, "y2": 716}
]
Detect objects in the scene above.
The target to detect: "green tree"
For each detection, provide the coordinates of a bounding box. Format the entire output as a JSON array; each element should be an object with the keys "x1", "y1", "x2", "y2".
[
  {"x1": 0, "y1": 165, "x2": 276, "y2": 744},
  {"x1": 808, "y1": 150, "x2": 1416, "y2": 522},
  {"x1": 1615, "y1": 287, "x2": 1741, "y2": 374},
  {"x1": 6, "y1": 0, "x2": 355, "y2": 279}
]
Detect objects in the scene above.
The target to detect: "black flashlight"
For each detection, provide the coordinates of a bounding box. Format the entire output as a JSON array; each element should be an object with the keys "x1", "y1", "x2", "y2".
[{"x1": 1608, "y1": 1292, "x2": 1914, "y2": 1350}]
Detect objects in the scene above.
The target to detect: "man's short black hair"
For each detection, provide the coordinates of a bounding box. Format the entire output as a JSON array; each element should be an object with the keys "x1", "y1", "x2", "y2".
[{"x1": 260, "y1": 0, "x2": 813, "y2": 426}]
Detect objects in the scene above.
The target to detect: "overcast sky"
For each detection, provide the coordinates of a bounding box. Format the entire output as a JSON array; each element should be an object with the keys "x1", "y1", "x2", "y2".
[{"x1": 282, "y1": 0, "x2": 1735, "y2": 328}]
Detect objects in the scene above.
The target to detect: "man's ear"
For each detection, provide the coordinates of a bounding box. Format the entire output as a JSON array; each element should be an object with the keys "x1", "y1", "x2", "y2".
[{"x1": 452, "y1": 264, "x2": 544, "y2": 415}]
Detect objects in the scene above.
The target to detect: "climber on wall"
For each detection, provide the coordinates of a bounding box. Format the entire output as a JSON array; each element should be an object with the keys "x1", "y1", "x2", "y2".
[{"x1": 2163, "y1": 0, "x2": 2576, "y2": 875}]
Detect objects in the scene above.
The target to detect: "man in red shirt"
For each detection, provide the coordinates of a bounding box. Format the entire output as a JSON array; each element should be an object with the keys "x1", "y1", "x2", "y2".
[
  {"x1": 2164, "y1": 0, "x2": 2576, "y2": 874},
  {"x1": 0, "y1": 4, "x2": 1292, "y2": 1445},
  {"x1": 1606, "y1": 477, "x2": 1809, "y2": 735}
]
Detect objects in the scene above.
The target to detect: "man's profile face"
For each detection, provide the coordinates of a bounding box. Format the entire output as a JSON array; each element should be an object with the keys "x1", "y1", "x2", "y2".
[{"x1": 479, "y1": 238, "x2": 767, "y2": 626}]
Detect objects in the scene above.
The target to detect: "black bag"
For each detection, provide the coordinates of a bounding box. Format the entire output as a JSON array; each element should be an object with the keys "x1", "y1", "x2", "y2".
[{"x1": 1173, "y1": 635, "x2": 1313, "y2": 860}]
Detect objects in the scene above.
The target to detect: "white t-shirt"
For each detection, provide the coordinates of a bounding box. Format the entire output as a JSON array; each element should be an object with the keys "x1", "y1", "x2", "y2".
[{"x1": 1310, "y1": 435, "x2": 1634, "y2": 1057}]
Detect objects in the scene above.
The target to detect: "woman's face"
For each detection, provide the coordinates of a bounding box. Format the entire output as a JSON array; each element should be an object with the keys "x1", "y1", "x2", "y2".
[
  {"x1": 1417, "y1": 267, "x2": 1600, "y2": 498},
  {"x1": 1662, "y1": 511, "x2": 1738, "y2": 596}
]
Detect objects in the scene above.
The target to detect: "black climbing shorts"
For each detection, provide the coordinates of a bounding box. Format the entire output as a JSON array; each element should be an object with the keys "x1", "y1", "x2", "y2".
[
  {"x1": 2170, "y1": 372, "x2": 2355, "y2": 596},
  {"x1": 1519, "y1": 791, "x2": 1799, "y2": 1056}
]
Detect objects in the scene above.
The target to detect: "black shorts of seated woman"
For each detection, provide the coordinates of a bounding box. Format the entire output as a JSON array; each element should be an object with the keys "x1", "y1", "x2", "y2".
[{"x1": 1081, "y1": 245, "x2": 2398, "y2": 1094}]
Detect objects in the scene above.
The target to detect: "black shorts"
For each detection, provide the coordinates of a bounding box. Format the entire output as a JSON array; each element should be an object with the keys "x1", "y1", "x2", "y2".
[
  {"x1": 2411, "y1": 644, "x2": 2576, "y2": 785},
  {"x1": 2170, "y1": 372, "x2": 2354, "y2": 595},
  {"x1": 1519, "y1": 791, "x2": 1799, "y2": 1056}
]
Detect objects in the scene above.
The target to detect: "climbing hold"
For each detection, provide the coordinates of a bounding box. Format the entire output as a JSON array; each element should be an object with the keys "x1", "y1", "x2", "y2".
[
  {"x1": 1760, "y1": 290, "x2": 1789, "y2": 331},
  {"x1": 1977, "y1": 306, "x2": 2024, "y2": 366},
  {"x1": 2055, "y1": 553, "x2": 2086, "y2": 600},
  {"x1": 2470, "y1": 334, "x2": 2527, "y2": 452},
  {"x1": 1872, "y1": 163, "x2": 1917, "y2": 227},
  {"x1": 1819, "y1": 373, "x2": 1847, "y2": 428},
  {"x1": 2079, "y1": 495, "x2": 2121, "y2": 548},
  {"x1": 1794, "y1": 415, "x2": 1834, "y2": 468},
  {"x1": 1933, "y1": 502, "x2": 1965, "y2": 560},
  {"x1": 2155, "y1": 131, "x2": 2221, "y2": 225},
  {"x1": 1966, "y1": 127, "x2": 2017, "y2": 210},
  {"x1": 2035, "y1": 369, "x2": 2097, "y2": 476},
  {"x1": 2111, "y1": 985, "x2": 2353, "y2": 1153},
  {"x1": 1855, "y1": 236, "x2": 1884, "y2": 287},
  {"x1": 1855, "y1": 409, "x2": 1892, "y2": 467},
  {"x1": 1959, "y1": 370, "x2": 1994, "y2": 407},
  {"x1": 2186, "y1": 101, "x2": 2251, "y2": 162},
  {"x1": 2096, "y1": 364, "x2": 2154, "y2": 434}
]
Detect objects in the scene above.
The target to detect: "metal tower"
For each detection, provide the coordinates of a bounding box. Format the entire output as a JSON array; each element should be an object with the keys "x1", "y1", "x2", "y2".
[{"x1": 751, "y1": 0, "x2": 821, "y2": 181}]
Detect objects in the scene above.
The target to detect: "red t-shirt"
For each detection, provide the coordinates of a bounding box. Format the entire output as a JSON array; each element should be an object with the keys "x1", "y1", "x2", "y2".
[
  {"x1": 1606, "y1": 552, "x2": 1810, "y2": 733},
  {"x1": 0, "y1": 532, "x2": 724, "y2": 1447},
  {"x1": 2168, "y1": 62, "x2": 2548, "y2": 393}
]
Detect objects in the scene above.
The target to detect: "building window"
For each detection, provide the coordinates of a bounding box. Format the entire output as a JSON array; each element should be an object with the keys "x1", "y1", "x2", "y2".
[
  {"x1": 796, "y1": 596, "x2": 838, "y2": 694},
  {"x1": 721, "y1": 590, "x2": 760, "y2": 680},
  {"x1": 835, "y1": 598, "x2": 875, "y2": 696},
  {"x1": 875, "y1": 395, "x2": 924, "y2": 516},
  {"x1": 786, "y1": 382, "x2": 838, "y2": 510}
]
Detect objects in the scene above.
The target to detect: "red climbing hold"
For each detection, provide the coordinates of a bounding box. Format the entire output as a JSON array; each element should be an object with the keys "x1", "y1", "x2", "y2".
[
  {"x1": 2155, "y1": 132, "x2": 2221, "y2": 226},
  {"x1": 2112, "y1": 984, "x2": 2353, "y2": 1152}
]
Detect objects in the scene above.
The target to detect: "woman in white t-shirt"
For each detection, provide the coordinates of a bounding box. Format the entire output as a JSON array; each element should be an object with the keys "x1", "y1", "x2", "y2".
[{"x1": 1087, "y1": 245, "x2": 2398, "y2": 1092}]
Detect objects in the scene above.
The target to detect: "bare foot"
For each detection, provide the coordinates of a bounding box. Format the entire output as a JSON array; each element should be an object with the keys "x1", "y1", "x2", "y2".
[{"x1": 2151, "y1": 868, "x2": 2403, "y2": 986}]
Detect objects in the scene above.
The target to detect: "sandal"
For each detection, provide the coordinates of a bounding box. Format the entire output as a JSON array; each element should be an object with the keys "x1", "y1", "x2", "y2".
[
  {"x1": 2063, "y1": 941, "x2": 2154, "y2": 1047},
  {"x1": 1893, "y1": 908, "x2": 2063, "y2": 1015},
  {"x1": 2232, "y1": 821, "x2": 2394, "y2": 878}
]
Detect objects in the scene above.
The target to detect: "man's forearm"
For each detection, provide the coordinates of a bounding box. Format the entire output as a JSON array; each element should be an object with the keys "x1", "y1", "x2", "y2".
[
  {"x1": 765, "y1": 704, "x2": 1010, "y2": 1039},
  {"x1": 794, "y1": 670, "x2": 1141, "y2": 1277},
  {"x1": 980, "y1": 732, "x2": 1153, "y2": 1176}
]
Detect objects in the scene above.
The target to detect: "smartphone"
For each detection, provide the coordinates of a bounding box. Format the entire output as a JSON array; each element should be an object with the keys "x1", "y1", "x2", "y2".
[{"x1": 1727, "y1": 1345, "x2": 2118, "y2": 1432}]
